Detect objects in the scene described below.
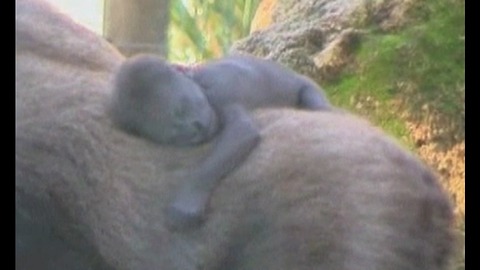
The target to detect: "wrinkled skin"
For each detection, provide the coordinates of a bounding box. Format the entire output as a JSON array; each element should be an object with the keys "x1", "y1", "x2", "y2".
[
  {"x1": 110, "y1": 54, "x2": 331, "y2": 229},
  {"x1": 16, "y1": 0, "x2": 454, "y2": 269}
]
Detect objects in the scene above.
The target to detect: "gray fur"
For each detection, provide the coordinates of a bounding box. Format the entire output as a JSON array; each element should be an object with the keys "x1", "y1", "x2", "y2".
[{"x1": 16, "y1": 0, "x2": 454, "y2": 269}]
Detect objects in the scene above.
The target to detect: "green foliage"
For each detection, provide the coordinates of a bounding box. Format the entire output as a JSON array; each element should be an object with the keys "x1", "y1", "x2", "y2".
[
  {"x1": 168, "y1": 0, "x2": 260, "y2": 62},
  {"x1": 325, "y1": 0, "x2": 464, "y2": 143},
  {"x1": 396, "y1": 0, "x2": 464, "y2": 112},
  {"x1": 328, "y1": 73, "x2": 414, "y2": 147}
]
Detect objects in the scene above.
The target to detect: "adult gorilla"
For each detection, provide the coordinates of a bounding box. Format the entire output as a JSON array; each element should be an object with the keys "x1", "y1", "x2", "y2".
[{"x1": 15, "y1": 0, "x2": 453, "y2": 269}]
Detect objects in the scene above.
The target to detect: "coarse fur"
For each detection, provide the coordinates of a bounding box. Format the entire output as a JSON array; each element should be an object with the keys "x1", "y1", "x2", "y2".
[
  {"x1": 109, "y1": 54, "x2": 331, "y2": 229},
  {"x1": 16, "y1": 0, "x2": 454, "y2": 269}
]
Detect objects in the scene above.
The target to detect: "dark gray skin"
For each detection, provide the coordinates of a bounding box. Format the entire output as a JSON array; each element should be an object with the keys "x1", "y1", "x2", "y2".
[{"x1": 110, "y1": 54, "x2": 331, "y2": 229}]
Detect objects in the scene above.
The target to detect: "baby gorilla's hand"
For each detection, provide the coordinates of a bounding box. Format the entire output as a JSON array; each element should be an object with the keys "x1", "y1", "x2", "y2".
[{"x1": 165, "y1": 186, "x2": 209, "y2": 231}]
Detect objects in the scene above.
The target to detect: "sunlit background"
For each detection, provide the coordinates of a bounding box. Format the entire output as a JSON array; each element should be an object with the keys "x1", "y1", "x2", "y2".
[
  {"x1": 43, "y1": 0, "x2": 259, "y2": 62},
  {"x1": 45, "y1": 0, "x2": 104, "y2": 34}
]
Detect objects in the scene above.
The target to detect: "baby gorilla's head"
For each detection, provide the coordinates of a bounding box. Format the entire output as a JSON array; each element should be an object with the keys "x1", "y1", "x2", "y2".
[{"x1": 110, "y1": 55, "x2": 219, "y2": 146}]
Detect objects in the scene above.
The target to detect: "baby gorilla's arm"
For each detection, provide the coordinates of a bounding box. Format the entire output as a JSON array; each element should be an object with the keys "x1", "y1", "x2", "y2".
[{"x1": 166, "y1": 104, "x2": 260, "y2": 229}]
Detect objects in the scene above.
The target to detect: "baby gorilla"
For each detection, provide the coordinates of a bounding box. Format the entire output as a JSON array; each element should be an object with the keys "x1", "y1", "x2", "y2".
[{"x1": 109, "y1": 54, "x2": 331, "y2": 230}]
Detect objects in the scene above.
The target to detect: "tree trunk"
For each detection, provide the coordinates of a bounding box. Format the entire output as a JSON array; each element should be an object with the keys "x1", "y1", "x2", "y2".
[{"x1": 104, "y1": 0, "x2": 170, "y2": 57}]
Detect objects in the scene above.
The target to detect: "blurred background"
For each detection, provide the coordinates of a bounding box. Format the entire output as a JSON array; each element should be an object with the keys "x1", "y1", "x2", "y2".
[{"x1": 45, "y1": 0, "x2": 260, "y2": 61}]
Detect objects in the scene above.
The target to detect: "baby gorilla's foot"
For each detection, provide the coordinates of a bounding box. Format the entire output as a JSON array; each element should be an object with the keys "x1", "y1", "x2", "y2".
[{"x1": 165, "y1": 190, "x2": 209, "y2": 231}]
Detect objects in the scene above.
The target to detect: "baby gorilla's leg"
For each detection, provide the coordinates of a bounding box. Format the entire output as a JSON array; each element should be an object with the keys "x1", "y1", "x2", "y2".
[{"x1": 298, "y1": 83, "x2": 331, "y2": 110}]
